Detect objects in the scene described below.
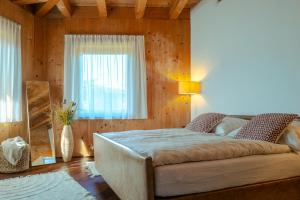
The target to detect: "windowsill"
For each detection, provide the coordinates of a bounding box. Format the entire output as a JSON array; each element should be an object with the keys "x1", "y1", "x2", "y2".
[
  {"x1": 75, "y1": 117, "x2": 148, "y2": 120},
  {"x1": 0, "y1": 121, "x2": 23, "y2": 125}
]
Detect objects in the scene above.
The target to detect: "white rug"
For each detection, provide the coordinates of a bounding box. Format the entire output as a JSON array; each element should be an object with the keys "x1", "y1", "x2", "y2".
[
  {"x1": 0, "y1": 171, "x2": 96, "y2": 200},
  {"x1": 85, "y1": 161, "x2": 100, "y2": 177}
]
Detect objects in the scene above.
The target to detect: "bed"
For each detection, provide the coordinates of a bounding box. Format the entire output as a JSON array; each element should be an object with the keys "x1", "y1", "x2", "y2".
[{"x1": 93, "y1": 115, "x2": 300, "y2": 200}]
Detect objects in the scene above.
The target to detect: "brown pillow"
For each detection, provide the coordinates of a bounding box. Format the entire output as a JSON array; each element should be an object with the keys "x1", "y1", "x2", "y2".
[
  {"x1": 234, "y1": 113, "x2": 298, "y2": 143},
  {"x1": 186, "y1": 113, "x2": 225, "y2": 133}
]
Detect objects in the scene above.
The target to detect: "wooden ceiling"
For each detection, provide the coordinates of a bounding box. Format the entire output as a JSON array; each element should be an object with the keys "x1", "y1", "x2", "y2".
[{"x1": 12, "y1": 0, "x2": 201, "y2": 19}]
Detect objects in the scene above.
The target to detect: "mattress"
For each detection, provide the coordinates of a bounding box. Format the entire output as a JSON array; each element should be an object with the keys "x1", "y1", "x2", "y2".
[
  {"x1": 102, "y1": 128, "x2": 291, "y2": 167},
  {"x1": 155, "y1": 153, "x2": 300, "y2": 197}
]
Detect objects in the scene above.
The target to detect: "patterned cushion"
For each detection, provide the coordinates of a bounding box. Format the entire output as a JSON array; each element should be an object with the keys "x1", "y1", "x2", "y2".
[
  {"x1": 234, "y1": 113, "x2": 298, "y2": 143},
  {"x1": 186, "y1": 113, "x2": 225, "y2": 133}
]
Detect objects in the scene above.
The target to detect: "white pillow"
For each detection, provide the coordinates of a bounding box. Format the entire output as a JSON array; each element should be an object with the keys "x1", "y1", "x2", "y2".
[
  {"x1": 213, "y1": 117, "x2": 248, "y2": 136},
  {"x1": 278, "y1": 121, "x2": 300, "y2": 151},
  {"x1": 227, "y1": 128, "x2": 241, "y2": 138}
]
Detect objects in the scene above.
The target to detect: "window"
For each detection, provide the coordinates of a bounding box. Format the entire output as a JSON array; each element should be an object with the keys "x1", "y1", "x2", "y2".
[
  {"x1": 64, "y1": 35, "x2": 147, "y2": 119},
  {"x1": 79, "y1": 54, "x2": 128, "y2": 118},
  {"x1": 0, "y1": 16, "x2": 22, "y2": 122}
]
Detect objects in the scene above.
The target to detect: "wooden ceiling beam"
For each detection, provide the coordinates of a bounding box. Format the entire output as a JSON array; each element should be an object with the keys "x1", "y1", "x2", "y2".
[
  {"x1": 56, "y1": 0, "x2": 72, "y2": 17},
  {"x1": 36, "y1": 0, "x2": 60, "y2": 17},
  {"x1": 13, "y1": 0, "x2": 47, "y2": 4},
  {"x1": 169, "y1": 0, "x2": 189, "y2": 19},
  {"x1": 95, "y1": 0, "x2": 107, "y2": 18},
  {"x1": 135, "y1": 0, "x2": 147, "y2": 19}
]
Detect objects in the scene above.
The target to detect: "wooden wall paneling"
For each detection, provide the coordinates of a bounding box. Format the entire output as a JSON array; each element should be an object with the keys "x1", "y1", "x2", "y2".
[
  {"x1": 0, "y1": 0, "x2": 35, "y2": 143},
  {"x1": 63, "y1": 0, "x2": 200, "y2": 8},
  {"x1": 34, "y1": 7, "x2": 191, "y2": 157},
  {"x1": 47, "y1": 6, "x2": 190, "y2": 20},
  {"x1": 33, "y1": 17, "x2": 48, "y2": 80},
  {"x1": 13, "y1": 0, "x2": 48, "y2": 5}
]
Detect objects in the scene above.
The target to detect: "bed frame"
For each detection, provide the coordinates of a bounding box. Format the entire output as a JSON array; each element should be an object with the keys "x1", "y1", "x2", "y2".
[{"x1": 93, "y1": 115, "x2": 300, "y2": 200}]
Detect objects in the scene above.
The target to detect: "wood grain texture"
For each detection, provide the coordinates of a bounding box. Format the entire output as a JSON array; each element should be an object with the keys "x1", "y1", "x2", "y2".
[
  {"x1": 68, "y1": 0, "x2": 200, "y2": 8},
  {"x1": 26, "y1": 81, "x2": 52, "y2": 130},
  {"x1": 26, "y1": 81, "x2": 55, "y2": 163},
  {"x1": 96, "y1": 0, "x2": 107, "y2": 18},
  {"x1": 169, "y1": 0, "x2": 189, "y2": 19},
  {"x1": 56, "y1": 0, "x2": 72, "y2": 17},
  {"x1": 11, "y1": 0, "x2": 200, "y2": 8},
  {"x1": 33, "y1": 7, "x2": 191, "y2": 157},
  {"x1": 10, "y1": 0, "x2": 200, "y2": 19},
  {"x1": 135, "y1": 0, "x2": 147, "y2": 19},
  {"x1": 36, "y1": 0, "x2": 60, "y2": 17},
  {"x1": 47, "y1": 6, "x2": 190, "y2": 20},
  {"x1": 13, "y1": 0, "x2": 47, "y2": 4},
  {"x1": 0, "y1": 0, "x2": 34, "y2": 143}
]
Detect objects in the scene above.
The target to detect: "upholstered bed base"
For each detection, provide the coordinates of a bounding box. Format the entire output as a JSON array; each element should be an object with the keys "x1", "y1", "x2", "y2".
[
  {"x1": 94, "y1": 133, "x2": 154, "y2": 200},
  {"x1": 94, "y1": 133, "x2": 300, "y2": 200},
  {"x1": 158, "y1": 176, "x2": 300, "y2": 200}
]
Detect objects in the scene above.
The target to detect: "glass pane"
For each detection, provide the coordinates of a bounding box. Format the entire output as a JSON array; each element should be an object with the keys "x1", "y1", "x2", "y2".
[{"x1": 79, "y1": 54, "x2": 128, "y2": 118}]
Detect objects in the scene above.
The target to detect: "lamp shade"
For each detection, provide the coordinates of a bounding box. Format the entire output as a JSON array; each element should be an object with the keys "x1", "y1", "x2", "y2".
[{"x1": 178, "y1": 81, "x2": 201, "y2": 95}]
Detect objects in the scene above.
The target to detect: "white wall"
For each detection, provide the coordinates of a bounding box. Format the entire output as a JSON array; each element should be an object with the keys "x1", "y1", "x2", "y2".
[{"x1": 191, "y1": 0, "x2": 300, "y2": 119}]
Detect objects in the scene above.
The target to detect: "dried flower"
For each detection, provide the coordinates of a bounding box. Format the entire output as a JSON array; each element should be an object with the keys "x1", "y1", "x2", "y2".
[{"x1": 55, "y1": 101, "x2": 77, "y2": 125}]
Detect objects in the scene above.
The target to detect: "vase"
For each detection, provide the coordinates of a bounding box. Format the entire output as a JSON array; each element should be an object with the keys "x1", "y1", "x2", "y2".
[{"x1": 61, "y1": 125, "x2": 74, "y2": 162}]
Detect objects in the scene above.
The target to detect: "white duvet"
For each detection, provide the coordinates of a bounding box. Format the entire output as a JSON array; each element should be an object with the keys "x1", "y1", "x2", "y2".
[{"x1": 102, "y1": 128, "x2": 291, "y2": 167}]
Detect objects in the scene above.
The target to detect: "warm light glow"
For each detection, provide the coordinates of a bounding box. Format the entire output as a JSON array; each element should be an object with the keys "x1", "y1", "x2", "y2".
[
  {"x1": 79, "y1": 139, "x2": 90, "y2": 156},
  {"x1": 191, "y1": 95, "x2": 208, "y2": 118},
  {"x1": 178, "y1": 81, "x2": 201, "y2": 95},
  {"x1": 191, "y1": 66, "x2": 208, "y2": 82}
]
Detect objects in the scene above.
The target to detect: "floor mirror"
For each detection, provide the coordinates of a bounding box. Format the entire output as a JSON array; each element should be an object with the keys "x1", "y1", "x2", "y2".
[{"x1": 26, "y1": 81, "x2": 56, "y2": 166}]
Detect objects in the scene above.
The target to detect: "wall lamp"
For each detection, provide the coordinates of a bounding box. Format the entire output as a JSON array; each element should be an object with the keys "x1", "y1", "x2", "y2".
[{"x1": 178, "y1": 81, "x2": 201, "y2": 95}]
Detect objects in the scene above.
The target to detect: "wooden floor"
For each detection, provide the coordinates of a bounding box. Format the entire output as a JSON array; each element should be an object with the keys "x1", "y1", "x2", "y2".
[{"x1": 0, "y1": 157, "x2": 120, "y2": 200}]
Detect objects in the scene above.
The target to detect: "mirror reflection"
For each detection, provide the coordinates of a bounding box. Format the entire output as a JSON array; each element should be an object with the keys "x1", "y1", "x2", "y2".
[{"x1": 26, "y1": 81, "x2": 56, "y2": 166}]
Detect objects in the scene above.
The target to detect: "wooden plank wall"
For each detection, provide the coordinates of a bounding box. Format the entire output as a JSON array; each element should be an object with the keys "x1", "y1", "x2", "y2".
[
  {"x1": 0, "y1": 0, "x2": 35, "y2": 143},
  {"x1": 35, "y1": 7, "x2": 191, "y2": 157}
]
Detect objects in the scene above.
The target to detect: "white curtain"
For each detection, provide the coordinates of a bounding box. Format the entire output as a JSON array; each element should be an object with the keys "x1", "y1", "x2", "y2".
[
  {"x1": 64, "y1": 35, "x2": 147, "y2": 119},
  {"x1": 0, "y1": 16, "x2": 22, "y2": 123}
]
